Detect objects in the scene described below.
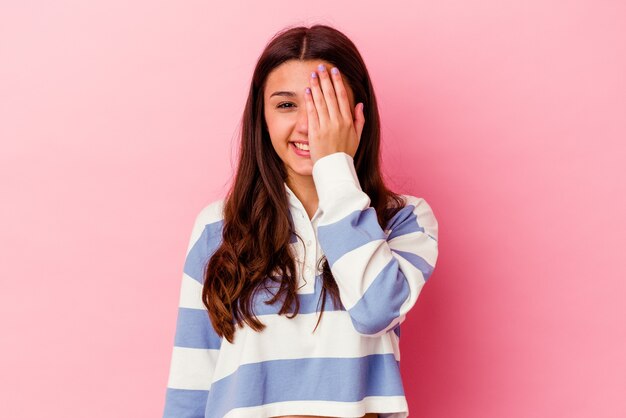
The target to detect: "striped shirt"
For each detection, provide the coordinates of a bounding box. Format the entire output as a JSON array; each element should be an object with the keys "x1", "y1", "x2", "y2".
[{"x1": 163, "y1": 152, "x2": 439, "y2": 418}]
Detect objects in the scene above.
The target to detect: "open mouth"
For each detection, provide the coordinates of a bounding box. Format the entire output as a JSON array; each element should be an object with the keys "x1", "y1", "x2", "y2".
[{"x1": 290, "y1": 142, "x2": 310, "y2": 157}]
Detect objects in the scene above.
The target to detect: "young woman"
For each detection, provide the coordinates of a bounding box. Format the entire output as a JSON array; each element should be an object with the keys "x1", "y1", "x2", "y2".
[{"x1": 163, "y1": 24, "x2": 439, "y2": 418}]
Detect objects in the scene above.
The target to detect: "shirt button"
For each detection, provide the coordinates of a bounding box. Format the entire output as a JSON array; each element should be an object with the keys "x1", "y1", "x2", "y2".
[{"x1": 306, "y1": 240, "x2": 312, "y2": 246}]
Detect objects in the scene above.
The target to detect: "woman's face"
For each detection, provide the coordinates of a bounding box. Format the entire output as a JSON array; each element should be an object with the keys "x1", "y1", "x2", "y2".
[{"x1": 263, "y1": 59, "x2": 356, "y2": 182}]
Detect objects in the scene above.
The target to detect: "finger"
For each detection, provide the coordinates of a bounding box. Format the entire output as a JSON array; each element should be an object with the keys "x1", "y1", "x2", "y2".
[
  {"x1": 330, "y1": 67, "x2": 353, "y2": 123},
  {"x1": 304, "y1": 86, "x2": 319, "y2": 134},
  {"x1": 354, "y1": 103, "x2": 366, "y2": 141},
  {"x1": 317, "y1": 64, "x2": 341, "y2": 122},
  {"x1": 310, "y1": 70, "x2": 329, "y2": 126}
]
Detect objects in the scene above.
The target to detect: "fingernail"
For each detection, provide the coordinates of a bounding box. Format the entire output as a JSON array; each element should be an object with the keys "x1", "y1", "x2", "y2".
[
  {"x1": 318, "y1": 64, "x2": 325, "y2": 71},
  {"x1": 331, "y1": 67, "x2": 338, "y2": 75},
  {"x1": 311, "y1": 71, "x2": 317, "y2": 78},
  {"x1": 305, "y1": 87, "x2": 311, "y2": 94}
]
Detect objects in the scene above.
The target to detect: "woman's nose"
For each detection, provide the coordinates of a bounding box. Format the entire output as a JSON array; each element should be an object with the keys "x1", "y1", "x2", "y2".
[{"x1": 296, "y1": 107, "x2": 308, "y2": 133}]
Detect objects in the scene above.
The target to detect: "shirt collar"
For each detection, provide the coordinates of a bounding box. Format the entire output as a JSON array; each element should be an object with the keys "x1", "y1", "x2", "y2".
[
  {"x1": 284, "y1": 182, "x2": 296, "y2": 205},
  {"x1": 284, "y1": 182, "x2": 321, "y2": 223},
  {"x1": 284, "y1": 182, "x2": 302, "y2": 211}
]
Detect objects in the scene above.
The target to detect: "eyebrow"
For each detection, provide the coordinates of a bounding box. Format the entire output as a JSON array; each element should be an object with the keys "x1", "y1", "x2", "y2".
[{"x1": 269, "y1": 91, "x2": 297, "y2": 98}]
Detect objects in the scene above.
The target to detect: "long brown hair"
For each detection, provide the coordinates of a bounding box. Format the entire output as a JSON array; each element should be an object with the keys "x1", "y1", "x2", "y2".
[{"x1": 202, "y1": 24, "x2": 406, "y2": 343}]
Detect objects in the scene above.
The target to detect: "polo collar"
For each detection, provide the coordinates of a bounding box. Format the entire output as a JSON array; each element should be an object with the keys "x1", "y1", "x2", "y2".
[{"x1": 284, "y1": 182, "x2": 321, "y2": 222}]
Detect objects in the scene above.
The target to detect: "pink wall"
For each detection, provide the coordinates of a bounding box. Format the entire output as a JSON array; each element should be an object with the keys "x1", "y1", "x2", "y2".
[{"x1": 1, "y1": 1, "x2": 624, "y2": 417}]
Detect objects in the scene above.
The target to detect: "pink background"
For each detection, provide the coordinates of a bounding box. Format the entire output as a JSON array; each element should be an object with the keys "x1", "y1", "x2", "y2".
[{"x1": 1, "y1": 1, "x2": 625, "y2": 417}]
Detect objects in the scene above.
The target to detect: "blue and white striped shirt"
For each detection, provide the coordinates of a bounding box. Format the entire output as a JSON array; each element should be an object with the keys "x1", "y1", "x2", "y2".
[{"x1": 163, "y1": 152, "x2": 439, "y2": 418}]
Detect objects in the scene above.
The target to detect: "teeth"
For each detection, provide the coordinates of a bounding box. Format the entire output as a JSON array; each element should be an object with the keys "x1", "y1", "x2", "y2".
[{"x1": 293, "y1": 142, "x2": 310, "y2": 151}]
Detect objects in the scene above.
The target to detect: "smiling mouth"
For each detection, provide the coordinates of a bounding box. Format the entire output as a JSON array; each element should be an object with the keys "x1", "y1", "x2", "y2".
[
  {"x1": 291, "y1": 141, "x2": 310, "y2": 151},
  {"x1": 290, "y1": 142, "x2": 311, "y2": 157}
]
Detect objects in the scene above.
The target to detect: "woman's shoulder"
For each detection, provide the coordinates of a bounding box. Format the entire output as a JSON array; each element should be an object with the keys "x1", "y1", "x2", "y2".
[
  {"x1": 396, "y1": 193, "x2": 434, "y2": 210},
  {"x1": 389, "y1": 192, "x2": 434, "y2": 213},
  {"x1": 193, "y1": 197, "x2": 227, "y2": 228}
]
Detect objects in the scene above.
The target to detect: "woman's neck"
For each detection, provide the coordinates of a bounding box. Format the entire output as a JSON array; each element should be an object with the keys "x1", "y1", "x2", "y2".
[{"x1": 286, "y1": 176, "x2": 319, "y2": 220}]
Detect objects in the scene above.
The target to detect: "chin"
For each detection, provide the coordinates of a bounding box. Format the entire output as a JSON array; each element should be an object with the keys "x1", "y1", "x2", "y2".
[
  {"x1": 287, "y1": 162, "x2": 313, "y2": 177},
  {"x1": 293, "y1": 167, "x2": 313, "y2": 177}
]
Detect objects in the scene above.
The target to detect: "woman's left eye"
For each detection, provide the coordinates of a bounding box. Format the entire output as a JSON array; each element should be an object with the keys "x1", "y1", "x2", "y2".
[{"x1": 277, "y1": 102, "x2": 295, "y2": 109}]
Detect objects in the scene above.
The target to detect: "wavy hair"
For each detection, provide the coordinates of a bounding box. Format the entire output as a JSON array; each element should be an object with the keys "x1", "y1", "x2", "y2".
[{"x1": 202, "y1": 24, "x2": 406, "y2": 343}]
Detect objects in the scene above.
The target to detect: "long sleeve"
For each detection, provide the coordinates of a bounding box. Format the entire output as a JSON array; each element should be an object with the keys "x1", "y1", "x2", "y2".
[
  {"x1": 312, "y1": 152, "x2": 439, "y2": 338},
  {"x1": 163, "y1": 204, "x2": 224, "y2": 418}
]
